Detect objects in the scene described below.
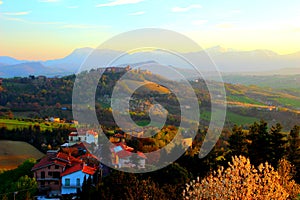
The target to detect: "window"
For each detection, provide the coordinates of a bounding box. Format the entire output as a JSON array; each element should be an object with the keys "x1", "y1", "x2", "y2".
[
  {"x1": 65, "y1": 178, "x2": 70, "y2": 186},
  {"x1": 41, "y1": 171, "x2": 45, "y2": 179},
  {"x1": 48, "y1": 172, "x2": 52, "y2": 176},
  {"x1": 55, "y1": 165, "x2": 59, "y2": 169},
  {"x1": 53, "y1": 172, "x2": 60, "y2": 178},
  {"x1": 76, "y1": 178, "x2": 80, "y2": 186}
]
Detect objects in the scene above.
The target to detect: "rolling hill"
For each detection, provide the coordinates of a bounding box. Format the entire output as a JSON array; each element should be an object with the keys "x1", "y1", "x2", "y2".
[
  {"x1": 0, "y1": 140, "x2": 44, "y2": 170},
  {"x1": 1, "y1": 46, "x2": 300, "y2": 78}
]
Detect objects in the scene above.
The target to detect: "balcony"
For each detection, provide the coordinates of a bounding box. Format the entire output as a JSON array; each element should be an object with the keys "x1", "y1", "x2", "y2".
[
  {"x1": 61, "y1": 184, "x2": 81, "y2": 188},
  {"x1": 36, "y1": 177, "x2": 60, "y2": 181}
]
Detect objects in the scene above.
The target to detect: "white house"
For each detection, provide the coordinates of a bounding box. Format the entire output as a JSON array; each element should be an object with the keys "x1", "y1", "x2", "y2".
[
  {"x1": 111, "y1": 144, "x2": 147, "y2": 168},
  {"x1": 68, "y1": 130, "x2": 98, "y2": 146},
  {"x1": 61, "y1": 164, "x2": 97, "y2": 195}
]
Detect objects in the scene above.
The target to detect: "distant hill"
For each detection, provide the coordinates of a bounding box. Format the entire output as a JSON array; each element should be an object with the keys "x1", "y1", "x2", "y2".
[
  {"x1": 0, "y1": 62, "x2": 66, "y2": 78},
  {"x1": 0, "y1": 140, "x2": 44, "y2": 170},
  {"x1": 0, "y1": 46, "x2": 299, "y2": 78},
  {"x1": 0, "y1": 68, "x2": 299, "y2": 129}
]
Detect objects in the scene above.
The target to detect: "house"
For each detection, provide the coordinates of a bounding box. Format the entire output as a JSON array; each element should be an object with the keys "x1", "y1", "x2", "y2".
[
  {"x1": 68, "y1": 130, "x2": 98, "y2": 146},
  {"x1": 109, "y1": 133, "x2": 126, "y2": 143},
  {"x1": 111, "y1": 143, "x2": 146, "y2": 168},
  {"x1": 182, "y1": 138, "x2": 193, "y2": 147},
  {"x1": 49, "y1": 117, "x2": 60, "y2": 123},
  {"x1": 31, "y1": 150, "x2": 81, "y2": 195},
  {"x1": 32, "y1": 144, "x2": 100, "y2": 196},
  {"x1": 61, "y1": 164, "x2": 97, "y2": 195}
]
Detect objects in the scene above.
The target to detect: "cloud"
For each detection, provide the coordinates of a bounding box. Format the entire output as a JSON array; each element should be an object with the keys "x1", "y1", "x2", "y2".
[
  {"x1": 96, "y1": 0, "x2": 143, "y2": 7},
  {"x1": 0, "y1": 16, "x2": 64, "y2": 25},
  {"x1": 172, "y1": 4, "x2": 202, "y2": 12},
  {"x1": 2, "y1": 11, "x2": 31, "y2": 16},
  {"x1": 192, "y1": 20, "x2": 207, "y2": 26},
  {"x1": 129, "y1": 11, "x2": 145, "y2": 16}
]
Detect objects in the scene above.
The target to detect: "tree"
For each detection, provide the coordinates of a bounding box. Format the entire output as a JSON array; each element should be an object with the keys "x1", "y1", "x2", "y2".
[
  {"x1": 247, "y1": 120, "x2": 272, "y2": 166},
  {"x1": 269, "y1": 123, "x2": 287, "y2": 167},
  {"x1": 228, "y1": 125, "x2": 248, "y2": 157},
  {"x1": 11, "y1": 175, "x2": 38, "y2": 200},
  {"x1": 287, "y1": 125, "x2": 300, "y2": 182},
  {"x1": 183, "y1": 156, "x2": 300, "y2": 200}
]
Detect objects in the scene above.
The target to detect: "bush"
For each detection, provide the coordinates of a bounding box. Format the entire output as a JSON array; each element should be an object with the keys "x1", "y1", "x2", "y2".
[{"x1": 183, "y1": 156, "x2": 300, "y2": 200}]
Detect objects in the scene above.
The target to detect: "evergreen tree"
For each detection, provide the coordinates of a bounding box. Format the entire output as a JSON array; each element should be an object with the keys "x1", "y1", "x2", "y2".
[
  {"x1": 228, "y1": 125, "x2": 248, "y2": 157},
  {"x1": 247, "y1": 120, "x2": 272, "y2": 166},
  {"x1": 269, "y1": 123, "x2": 287, "y2": 167},
  {"x1": 287, "y1": 125, "x2": 300, "y2": 182}
]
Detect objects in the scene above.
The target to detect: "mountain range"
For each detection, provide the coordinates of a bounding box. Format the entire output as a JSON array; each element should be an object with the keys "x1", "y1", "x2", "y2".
[{"x1": 0, "y1": 46, "x2": 299, "y2": 78}]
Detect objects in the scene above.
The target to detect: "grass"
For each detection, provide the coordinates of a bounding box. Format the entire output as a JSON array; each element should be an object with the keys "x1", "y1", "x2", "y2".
[
  {"x1": 0, "y1": 118, "x2": 74, "y2": 131},
  {"x1": 274, "y1": 97, "x2": 300, "y2": 108},
  {"x1": 0, "y1": 140, "x2": 44, "y2": 170},
  {"x1": 227, "y1": 95, "x2": 264, "y2": 105},
  {"x1": 200, "y1": 109, "x2": 258, "y2": 125}
]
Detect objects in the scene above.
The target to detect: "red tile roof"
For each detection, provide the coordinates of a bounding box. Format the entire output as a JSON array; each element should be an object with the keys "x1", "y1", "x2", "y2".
[
  {"x1": 32, "y1": 152, "x2": 76, "y2": 171},
  {"x1": 61, "y1": 163, "x2": 82, "y2": 176},
  {"x1": 86, "y1": 130, "x2": 98, "y2": 136},
  {"x1": 61, "y1": 164, "x2": 97, "y2": 177},
  {"x1": 116, "y1": 150, "x2": 132, "y2": 159},
  {"x1": 82, "y1": 165, "x2": 97, "y2": 175},
  {"x1": 112, "y1": 143, "x2": 134, "y2": 152},
  {"x1": 32, "y1": 155, "x2": 68, "y2": 171},
  {"x1": 69, "y1": 132, "x2": 78, "y2": 136},
  {"x1": 137, "y1": 151, "x2": 147, "y2": 159}
]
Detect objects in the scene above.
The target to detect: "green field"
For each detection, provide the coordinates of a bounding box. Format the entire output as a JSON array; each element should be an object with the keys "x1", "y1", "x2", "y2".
[
  {"x1": 227, "y1": 95, "x2": 264, "y2": 105},
  {"x1": 200, "y1": 109, "x2": 258, "y2": 125},
  {"x1": 274, "y1": 97, "x2": 300, "y2": 108},
  {"x1": 0, "y1": 118, "x2": 74, "y2": 131},
  {"x1": 0, "y1": 140, "x2": 44, "y2": 170}
]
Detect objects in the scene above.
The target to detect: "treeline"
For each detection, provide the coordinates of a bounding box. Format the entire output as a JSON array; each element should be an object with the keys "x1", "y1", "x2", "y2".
[
  {"x1": 0, "y1": 69, "x2": 211, "y2": 121},
  {"x1": 0, "y1": 125, "x2": 71, "y2": 153}
]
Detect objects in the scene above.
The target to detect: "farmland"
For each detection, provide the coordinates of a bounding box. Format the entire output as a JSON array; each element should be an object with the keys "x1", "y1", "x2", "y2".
[{"x1": 0, "y1": 140, "x2": 44, "y2": 170}]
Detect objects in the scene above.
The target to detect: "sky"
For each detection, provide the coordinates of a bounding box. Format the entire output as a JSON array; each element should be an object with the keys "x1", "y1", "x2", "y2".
[{"x1": 0, "y1": 0, "x2": 300, "y2": 60}]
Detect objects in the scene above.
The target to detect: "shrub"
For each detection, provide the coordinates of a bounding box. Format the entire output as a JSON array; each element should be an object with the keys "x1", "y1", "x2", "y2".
[{"x1": 183, "y1": 156, "x2": 300, "y2": 200}]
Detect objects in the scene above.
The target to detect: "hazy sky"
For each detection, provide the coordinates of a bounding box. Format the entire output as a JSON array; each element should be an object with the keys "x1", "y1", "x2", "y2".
[{"x1": 1, "y1": 0, "x2": 300, "y2": 60}]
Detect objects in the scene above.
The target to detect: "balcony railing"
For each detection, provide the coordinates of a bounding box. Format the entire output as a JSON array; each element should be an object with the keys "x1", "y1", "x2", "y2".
[
  {"x1": 37, "y1": 178, "x2": 60, "y2": 181},
  {"x1": 61, "y1": 184, "x2": 81, "y2": 188}
]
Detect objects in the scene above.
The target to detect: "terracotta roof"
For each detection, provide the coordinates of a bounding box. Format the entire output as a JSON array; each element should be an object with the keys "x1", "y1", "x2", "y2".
[
  {"x1": 32, "y1": 156, "x2": 54, "y2": 171},
  {"x1": 69, "y1": 132, "x2": 78, "y2": 136},
  {"x1": 82, "y1": 165, "x2": 97, "y2": 175},
  {"x1": 116, "y1": 150, "x2": 132, "y2": 159},
  {"x1": 32, "y1": 152, "x2": 76, "y2": 171},
  {"x1": 56, "y1": 152, "x2": 71, "y2": 162},
  {"x1": 61, "y1": 163, "x2": 82, "y2": 177},
  {"x1": 32, "y1": 156, "x2": 67, "y2": 171},
  {"x1": 137, "y1": 151, "x2": 147, "y2": 159},
  {"x1": 112, "y1": 143, "x2": 134, "y2": 152},
  {"x1": 86, "y1": 130, "x2": 98, "y2": 136}
]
